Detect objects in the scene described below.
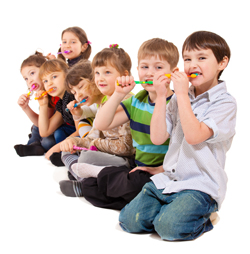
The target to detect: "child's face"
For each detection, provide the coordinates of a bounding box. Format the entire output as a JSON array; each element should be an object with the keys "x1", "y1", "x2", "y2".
[
  {"x1": 21, "y1": 65, "x2": 43, "y2": 92},
  {"x1": 42, "y1": 71, "x2": 66, "y2": 98},
  {"x1": 94, "y1": 63, "x2": 121, "y2": 97},
  {"x1": 61, "y1": 32, "x2": 85, "y2": 60},
  {"x1": 137, "y1": 55, "x2": 172, "y2": 92},
  {"x1": 183, "y1": 48, "x2": 223, "y2": 92},
  {"x1": 69, "y1": 79, "x2": 96, "y2": 106}
]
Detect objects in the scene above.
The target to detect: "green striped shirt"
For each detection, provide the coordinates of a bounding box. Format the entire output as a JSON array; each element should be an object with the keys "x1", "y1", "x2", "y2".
[{"x1": 121, "y1": 89, "x2": 173, "y2": 167}]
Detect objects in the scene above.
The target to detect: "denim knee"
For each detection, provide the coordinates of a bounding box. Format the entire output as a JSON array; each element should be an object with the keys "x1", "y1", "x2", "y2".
[{"x1": 41, "y1": 135, "x2": 56, "y2": 151}]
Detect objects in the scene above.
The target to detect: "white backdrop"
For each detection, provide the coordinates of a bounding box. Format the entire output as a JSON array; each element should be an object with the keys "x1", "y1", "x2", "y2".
[{"x1": 1, "y1": 1, "x2": 249, "y2": 253}]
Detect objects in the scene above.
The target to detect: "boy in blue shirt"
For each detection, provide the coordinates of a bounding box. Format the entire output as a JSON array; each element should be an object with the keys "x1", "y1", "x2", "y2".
[{"x1": 119, "y1": 31, "x2": 237, "y2": 241}]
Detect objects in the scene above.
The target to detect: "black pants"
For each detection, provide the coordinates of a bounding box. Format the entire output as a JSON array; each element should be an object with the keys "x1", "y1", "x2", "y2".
[{"x1": 81, "y1": 165, "x2": 152, "y2": 210}]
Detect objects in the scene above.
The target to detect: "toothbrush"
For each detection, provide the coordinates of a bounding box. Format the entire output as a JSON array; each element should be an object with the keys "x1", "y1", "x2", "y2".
[
  {"x1": 116, "y1": 73, "x2": 198, "y2": 86},
  {"x1": 57, "y1": 50, "x2": 71, "y2": 54},
  {"x1": 73, "y1": 145, "x2": 98, "y2": 151},
  {"x1": 34, "y1": 88, "x2": 55, "y2": 100},
  {"x1": 117, "y1": 80, "x2": 153, "y2": 86},
  {"x1": 26, "y1": 83, "x2": 38, "y2": 97},
  {"x1": 65, "y1": 98, "x2": 87, "y2": 112},
  {"x1": 165, "y1": 73, "x2": 198, "y2": 78}
]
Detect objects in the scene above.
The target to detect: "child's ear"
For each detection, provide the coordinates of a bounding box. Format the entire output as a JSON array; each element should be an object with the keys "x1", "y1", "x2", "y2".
[
  {"x1": 81, "y1": 43, "x2": 88, "y2": 53},
  {"x1": 124, "y1": 70, "x2": 129, "y2": 76},
  {"x1": 171, "y1": 67, "x2": 179, "y2": 73},
  {"x1": 219, "y1": 56, "x2": 229, "y2": 71}
]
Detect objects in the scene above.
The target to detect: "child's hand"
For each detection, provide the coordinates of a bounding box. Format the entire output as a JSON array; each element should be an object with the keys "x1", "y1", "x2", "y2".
[
  {"x1": 171, "y1": 72, "x2": 189, "y2": 96},
  {"x1": 46, "y1": 53, "x2": 56, "y2": 60},
  {"x1": 35, "y1": 90, "x2": 49, "y2": 106},
  {"x1": 17, "y1": 94, "x2": 30, "y2": 110},
  {"x1": 115, "y1": 76, "x2": 136, "y2": 95},
  {"x1": 153, "y1": 71, "x2": 170, "y2": 98},
  {"x1": 60, "y1": 138, "x2": 78, "y2": 153},
  {"x1": 66, "y1": 100, "x2": 83, "y2": 117}
]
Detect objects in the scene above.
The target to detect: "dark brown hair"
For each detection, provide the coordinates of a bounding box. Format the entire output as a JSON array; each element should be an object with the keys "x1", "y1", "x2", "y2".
[
  {"x1": 182, "y1": 31, "x2": 231, "y2": 79},
  {"x1": 58, "y1": 26, "x2": 91, "y2": 62},
  {"x1": 92, "y1": 46, "x2": 132, "y2": 75},
  {"x1": 138, "y1": 38, "x2": 179, "y2": 69},
  {"x1": 65, "y1": 60, "x2": 102, "y2": 96}
]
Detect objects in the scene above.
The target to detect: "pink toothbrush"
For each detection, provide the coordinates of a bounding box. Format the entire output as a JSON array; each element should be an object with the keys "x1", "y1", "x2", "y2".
[
  {"x1": 57, "y1": 50, "x2": 71, "y2": 54},
  {"x1": 73, "y1": 145, "x2": 98, "y2": 151}
]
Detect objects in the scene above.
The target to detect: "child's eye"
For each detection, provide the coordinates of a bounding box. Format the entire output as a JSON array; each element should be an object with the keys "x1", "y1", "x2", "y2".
[
  {"x1": 95, "y1": 71, "x2": 99, "y2": 75},
  {"x1": 199, "y1": 57, "x2": 206, "y2": 60},
  {"x1": 30, "y1": 71, "x2": 35, "y2": 75},
  {"x1": 53, "y1": 75, "x2": 57, "y2": 79},
  {"x1": 43, "y1": 80, "x2": 47, "y2": 83},
  {"x1": 156, "y1": 66, "x2": 163, "y2": 70},
  {"x1": 106, "y1": 71, "x2": 111, "y2": 74},
  {"x1": 141, "y1": 66, "x2": 148, "y2": 69},
  {"x1": 184, "y1": 58, "x2": 191, "y2": 62}
]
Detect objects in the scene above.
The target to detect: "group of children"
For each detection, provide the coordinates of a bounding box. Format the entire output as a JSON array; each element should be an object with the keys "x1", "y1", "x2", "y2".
[{"x1": 15, "y1": 26, "x2": 237, "y2": 241}]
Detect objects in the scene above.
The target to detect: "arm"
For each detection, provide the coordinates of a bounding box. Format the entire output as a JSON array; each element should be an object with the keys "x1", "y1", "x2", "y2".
[
  {"x1": 45, "y1": 129, "x2": 80, "y2": 160},
  {"x1": 36, "y1": 90, "x2": 64, "y2": 137},
  {"x1": 171, "y1": 72, "x2": 213, "y2": 145},
  {"x1": 94, "y1": 76, "x2": 135, "y2": 130},
  {"x1": 150, "y1": 72, "x2": 170, "y2": 145}
]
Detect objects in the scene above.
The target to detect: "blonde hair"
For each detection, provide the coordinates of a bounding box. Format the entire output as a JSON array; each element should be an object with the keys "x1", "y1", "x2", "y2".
[
  {"x1": 138, "y1": 38, "x2": 179, "y2": 69},
  {"x1": 92, "y1": 46, "x2": 132, "y2": 75},
  {"x1": 39, "y1": 59, "x2": 68, "y2": 80}
]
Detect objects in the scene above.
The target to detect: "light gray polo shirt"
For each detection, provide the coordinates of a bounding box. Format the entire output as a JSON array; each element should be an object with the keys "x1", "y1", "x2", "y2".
[{"x1": 151, "y1": 81, "x2": 237, "y2": 209}]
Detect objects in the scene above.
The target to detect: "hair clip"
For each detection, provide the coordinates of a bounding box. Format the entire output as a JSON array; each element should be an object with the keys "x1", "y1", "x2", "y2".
[
  {"x1": 86, "y1": 41, "x2": 91, "y2": 45},
  {"x1": 34, "y1": 88, "x2": 55, "y2": 100},
  {"x1": 65, "y1": 98, "x2": 86, "y2": 112},
  {"x1": 109, "y1": 44, "x2": 119, "y2": 49}
]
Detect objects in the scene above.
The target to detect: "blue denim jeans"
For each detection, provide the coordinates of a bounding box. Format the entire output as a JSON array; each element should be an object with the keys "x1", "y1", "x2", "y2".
[
  {"x1": 28, "y1": 125, "x2": 56, "y2": 151},
  {"x1": 54, "y1": 124, "x2": 76, "y2": 144},
  {"x1": 119, "y1": 182, "x2": 218, "y2": 241}
]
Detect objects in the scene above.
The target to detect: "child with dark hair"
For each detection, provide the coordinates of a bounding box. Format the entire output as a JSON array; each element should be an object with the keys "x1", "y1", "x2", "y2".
[
  {"x1": 14, "y1": 52, "x2": 58, "y2": 157},
  {"x1": 48, "y1": 26, "x2": 91, "y2": 67},
  {"x1": 119, "y1": 31, "x2": 237, "y2": 241}
]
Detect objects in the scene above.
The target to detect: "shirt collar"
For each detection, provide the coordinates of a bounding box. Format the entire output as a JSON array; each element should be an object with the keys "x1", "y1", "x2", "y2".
[{"x1": 189, "y1": 81, "x2": 227, "y2": 102}]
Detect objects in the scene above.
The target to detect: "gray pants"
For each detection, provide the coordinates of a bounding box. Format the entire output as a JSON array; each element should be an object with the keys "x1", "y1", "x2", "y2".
[{"x1": 61, "y1": 150, "x2": 130, "y2": 180}]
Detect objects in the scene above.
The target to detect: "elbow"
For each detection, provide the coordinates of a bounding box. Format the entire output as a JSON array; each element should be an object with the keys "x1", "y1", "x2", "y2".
[
  {"x1": 94, "y1": 121, "x2": 103, "y2": 131},
  {"x1": 39, "y1": 130, "x2": 50, "y2": 138},
  {"x1": 185, "y1": 135, "x2": 200, "y2": 145},
  {"x1": 151, "y1": 136, "x2": 165, "y2": 146}
]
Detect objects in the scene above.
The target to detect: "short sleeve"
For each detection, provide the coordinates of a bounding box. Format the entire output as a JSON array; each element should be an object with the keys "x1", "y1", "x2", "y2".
[{"x1": 201, "y1": 96, "x2": 237, "y2": 143}]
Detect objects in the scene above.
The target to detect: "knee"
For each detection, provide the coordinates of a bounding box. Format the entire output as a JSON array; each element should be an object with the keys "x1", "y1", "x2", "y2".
[
  {"x1": 119, "y1": 206, "x2": 138, "y2": 233},
  {"x1": 154, "y1": 216, "x2": 183, "y2": 241}
]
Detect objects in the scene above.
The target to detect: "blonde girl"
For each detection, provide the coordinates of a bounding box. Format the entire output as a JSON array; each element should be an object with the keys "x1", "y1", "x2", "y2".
[{"x1": 36, "y1": 59, "x2": 78, "y2": 161}]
